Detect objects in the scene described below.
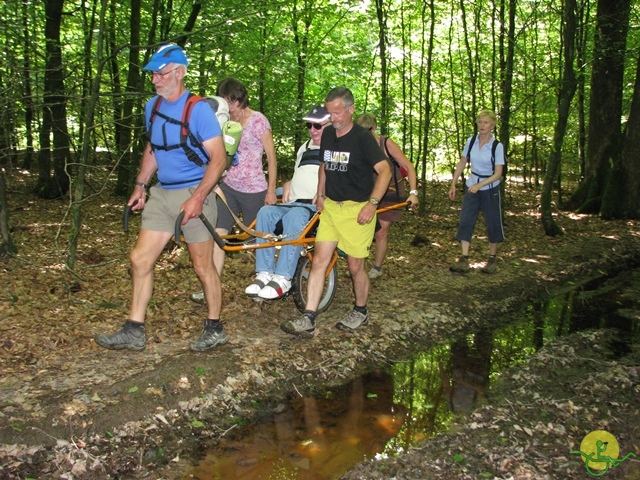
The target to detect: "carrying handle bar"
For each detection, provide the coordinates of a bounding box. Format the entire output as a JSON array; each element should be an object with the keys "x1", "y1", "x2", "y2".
[{"x1": 174, "y1": 211, "x2": 226, "y2": 249}]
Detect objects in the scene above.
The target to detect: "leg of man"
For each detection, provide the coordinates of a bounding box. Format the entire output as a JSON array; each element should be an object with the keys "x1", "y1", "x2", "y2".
[
  {"x1": 371, "y1": 219, "x2": 391, "y2": 275},
  {"x1": 305, "y1": 240, "x2": 337, "y2": 312},
  {"x1": 255, "y1": 205, "x2": 286, "y2": 274},
  {"x1": 273, "y1": 206, "x2": 313, "y2": 278},
  {"x1": 95, "y1": 228, "x2": 171, "y2": 351},
  {"x1": 213, "y1": 231, "x2": 227, "y2": 276},
  {"x1": 129, "y1": 229, "x2": 174, "y2": 322},
  {"x1": 189, "y1": 239, "x2": 221, "y2": 319},
  {"x1": 348, "y1": 255, "x2": 369, "y2": 307}
]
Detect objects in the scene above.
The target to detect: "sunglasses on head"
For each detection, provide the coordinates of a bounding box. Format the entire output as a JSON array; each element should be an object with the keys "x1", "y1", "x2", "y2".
[{"x1": 306, "y1": 122, "x2": 324, "y2": 130}]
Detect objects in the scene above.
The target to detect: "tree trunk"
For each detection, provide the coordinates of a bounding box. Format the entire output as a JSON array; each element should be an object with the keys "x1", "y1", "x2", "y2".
[
  {"x1": 567, "y1": 0, "x2": 630, "y2": 212},
  {"x1": 418, "y1": 0, "x2": 434, "y2": 215},
  {"x1": 0, "y1": 168, "x2": 16, "y2": 256},
  {"x1": 374, "y1": 0, "x2": 389, "y2": 134},
  {"x1": 601, "y1": 50, "x2": 640, "y2": 219},
  {"x1": 36, "y1": 0, "x2": 71, "y2": 200},
  {"x1": 66, "y1": 0, "x2": 108, "y2": 271},
  {"x1": 21, "y1": 0, "x2": 35, "y2": 171},
  {"x1": 114, "y1": 0, "x2": 142, "y2": 197},
  {"x1": 541, "y1": 0, "x2": 577, "y2": 236}
]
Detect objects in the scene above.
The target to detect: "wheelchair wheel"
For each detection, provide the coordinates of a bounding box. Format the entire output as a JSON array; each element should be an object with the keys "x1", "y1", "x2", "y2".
[{"x1": 292, "y1": 254, "x2": 338, "y2": 314}]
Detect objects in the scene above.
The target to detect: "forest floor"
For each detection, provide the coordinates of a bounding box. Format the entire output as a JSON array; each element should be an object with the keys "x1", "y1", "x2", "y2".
[{"x1": 1, "y1": 174, "x2": 639, "y2": 480}]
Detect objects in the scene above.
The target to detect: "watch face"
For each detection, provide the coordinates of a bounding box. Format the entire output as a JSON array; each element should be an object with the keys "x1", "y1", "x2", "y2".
[{"x1": 371, "y1": 198, "x2": 379, "y2": 205}]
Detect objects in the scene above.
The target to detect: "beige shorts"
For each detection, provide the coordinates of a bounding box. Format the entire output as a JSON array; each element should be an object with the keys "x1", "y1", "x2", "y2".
[
  {"x1": 316, "y1": 199, "x2": 376, "y2": 258},
  {"x1": 141, "y1": 186, "x2": 218, "y2": 243}
]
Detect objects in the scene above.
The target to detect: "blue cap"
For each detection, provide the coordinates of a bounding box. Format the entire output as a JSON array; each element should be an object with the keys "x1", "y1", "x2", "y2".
[{"x1": 143, "y1": 44, "x2": 188, "y2": 72}]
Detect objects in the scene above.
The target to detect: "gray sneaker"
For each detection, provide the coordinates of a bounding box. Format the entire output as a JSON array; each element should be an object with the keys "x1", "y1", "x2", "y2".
[
  {"x1": 481, "y1": 256, "x2": 498, "y2": 274},
  {"x1": 190, "y1": 321, "x2": 229, "y2": 352},
  {"x1": 189, "y1": 290, "x2": 205, "y2": 304},
  {"x1": 449, "y1": 256, "x2": 470, "y2": 273},
  {"x1": 368, "y1": 267, "x2": 382, "y2": 279},
  {"x1": 280, "y1": 314, "x2": 316, "y2": 337},
  {"x1": 335, "y1": 309, "x2": 369, "y2": 331},
  {"x1": 95, "y1": 321, "x2": 146, "y2": 351}
]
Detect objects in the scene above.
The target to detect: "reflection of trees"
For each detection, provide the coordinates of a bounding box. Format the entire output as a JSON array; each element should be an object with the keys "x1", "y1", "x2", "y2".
[
  {"x1": 445, "y1": 330, "x2": 493, "y2": 413},
  {"x1": 388, "y1": 345, "x2": 452, "y2": 452}
]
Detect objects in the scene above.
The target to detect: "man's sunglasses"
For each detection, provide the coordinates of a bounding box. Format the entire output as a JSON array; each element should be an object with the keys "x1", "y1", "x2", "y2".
[{"x1": 306, "y1": 122, "x2": 325, "y2": 130}]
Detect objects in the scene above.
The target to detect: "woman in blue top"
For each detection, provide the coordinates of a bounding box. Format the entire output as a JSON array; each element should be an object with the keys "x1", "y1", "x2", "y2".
[{"x1": 448, "y1": 109, "x2": 505, "y2": 274}]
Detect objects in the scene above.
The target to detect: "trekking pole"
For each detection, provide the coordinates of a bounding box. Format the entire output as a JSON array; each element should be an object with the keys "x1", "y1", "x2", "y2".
[
  {"x1": 174, "y1": 211, "x2": 226, "y2": 249},
  {"x1": 123, "y1": 200, "x2": 139, "y2": 232}
]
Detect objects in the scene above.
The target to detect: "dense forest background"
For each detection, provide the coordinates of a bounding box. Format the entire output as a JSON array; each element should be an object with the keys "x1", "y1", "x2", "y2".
[{"x1": 0, "y1": 0, "x2": 639, "y2": 263}]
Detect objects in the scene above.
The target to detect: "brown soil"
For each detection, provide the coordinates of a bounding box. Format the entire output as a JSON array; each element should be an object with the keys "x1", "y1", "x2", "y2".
[{"x1": 1, "y1": 179, "x2": 639, "y2": 479}]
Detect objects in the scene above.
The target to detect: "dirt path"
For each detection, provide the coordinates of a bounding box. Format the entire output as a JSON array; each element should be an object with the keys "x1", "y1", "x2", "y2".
[{"x1": 1, "y1": 183, "x2": 639, "y2": 478}]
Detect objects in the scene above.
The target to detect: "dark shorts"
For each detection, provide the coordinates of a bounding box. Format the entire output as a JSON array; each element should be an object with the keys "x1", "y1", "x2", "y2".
[
  {"x1": 456, "y1": 187, "x2": 504, "y2": 244},
  {"x1": 141, "y1": 186, "x2": 218, "y2": 243},
  {"x1": 216, "y1": 182, "x2": 267, "y2": 231}
]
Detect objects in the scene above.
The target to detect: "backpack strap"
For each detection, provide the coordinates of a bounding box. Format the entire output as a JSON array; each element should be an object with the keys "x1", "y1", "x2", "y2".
[
  {"x1": 147, "y1": 93, "x2": 208, "y2": 167},
  {"x1": 469, "y1": 135, "x2": 501, "y2": 179},
  {"x1": 298, "y1": 139, "x2": 321, "y2": 167},
  {"x1": 380, "y1": 136, "x2": 405, "y2": 200}
]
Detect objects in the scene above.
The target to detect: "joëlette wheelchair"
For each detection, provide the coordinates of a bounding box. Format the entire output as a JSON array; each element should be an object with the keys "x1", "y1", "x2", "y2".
[{"x1": 124, "y1": 199, "x2": 409, "y2": 314}]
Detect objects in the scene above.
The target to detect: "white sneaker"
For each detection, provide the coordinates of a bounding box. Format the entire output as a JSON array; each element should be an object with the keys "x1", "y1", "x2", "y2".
[
  {"x1": 258, "y1": 274, "x2": 292, "y2": 299},
  {"x1": 245, "y1": 272, "x2": 273, "y2": 295}
]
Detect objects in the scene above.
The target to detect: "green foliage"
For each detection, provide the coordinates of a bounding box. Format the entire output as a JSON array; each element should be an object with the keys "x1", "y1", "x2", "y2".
[{"x1": 1, "y1": 0, "x2": 640, "y2": 185}]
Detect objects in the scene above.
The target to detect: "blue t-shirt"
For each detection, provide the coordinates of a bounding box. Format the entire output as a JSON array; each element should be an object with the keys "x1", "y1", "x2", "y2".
[
  {"x1": 145, "y1": 91, "x2": 222, "y2": 189},
  {"x1": 462, "y1": 135, "x2": 505, "y2": 191}
]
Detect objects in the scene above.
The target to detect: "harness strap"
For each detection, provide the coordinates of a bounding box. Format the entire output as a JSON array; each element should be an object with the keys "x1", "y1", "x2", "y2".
[
  {"x1": 148, "y1": 93, "x2": 208, "y2": 167},
  {"x1": 215, "y1": 187, "x2": 276, "y2": 240}
]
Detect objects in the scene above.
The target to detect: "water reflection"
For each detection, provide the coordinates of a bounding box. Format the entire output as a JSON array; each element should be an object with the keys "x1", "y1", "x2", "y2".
[
  {"x1": 185, "y1": 270, "x2": 639, "y2": 480},
  {"x1": 184, "y1": 370, "x2": 405, "y2": 480}
]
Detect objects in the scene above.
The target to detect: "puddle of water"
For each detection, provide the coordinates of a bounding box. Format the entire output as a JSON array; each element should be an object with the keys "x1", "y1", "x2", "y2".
[{"x1": 184, "y1": 271, "x2": 640, "y2": 480}]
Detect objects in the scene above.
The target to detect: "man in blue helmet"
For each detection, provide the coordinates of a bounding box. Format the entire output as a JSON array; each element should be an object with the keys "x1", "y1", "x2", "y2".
[{"x1": 95, "y1": 44, "x2": 229, "y2": 352}]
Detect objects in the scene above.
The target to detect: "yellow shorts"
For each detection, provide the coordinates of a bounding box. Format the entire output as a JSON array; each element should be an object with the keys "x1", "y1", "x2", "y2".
[{"x1": 316, "y1": 199, "x2": 376, "y2": 258}]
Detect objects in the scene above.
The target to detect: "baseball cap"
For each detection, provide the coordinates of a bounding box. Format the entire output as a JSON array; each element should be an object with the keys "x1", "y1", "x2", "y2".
[
  {"x1": 303, "y1": 105, "x2": 330, "y2": 123},
  {"x1": 143, "y1": 44, "x2": 188, "y2": 72}
]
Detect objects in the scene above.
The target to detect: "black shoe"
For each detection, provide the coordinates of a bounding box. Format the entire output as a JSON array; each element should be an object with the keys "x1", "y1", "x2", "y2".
[
  {"x1": 95, "y1": 320, "x2": 146, "y2": 351},
  {"x1": 191, "y1": 321, "x2": 229, "y2": 352},
  {"x1": 481, "y1": 256, "x2": 498, "y2": 274},
  {"x1": 449, "y1": 256, "x2": 470, "y2": 273}
]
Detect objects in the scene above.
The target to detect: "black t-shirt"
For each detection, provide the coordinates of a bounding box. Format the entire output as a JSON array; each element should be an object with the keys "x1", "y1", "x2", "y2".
[{"x1": 320, "y1": 123, "x2": 387, "y2": 202}]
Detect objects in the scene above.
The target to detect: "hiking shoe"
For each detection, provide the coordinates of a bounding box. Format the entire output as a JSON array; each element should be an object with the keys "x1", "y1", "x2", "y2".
[
  {"x1": 190, "y1": 290, "x2": 205, "y2": 304},
  {"x1": 245, "y1": 272, "x2": 273, "y2": 295},
  {"x1": 95, "y1": 320, "x2": 146, "y2": 351},
  {"x1": 449, "y1": 256, "x2": 470, "y2": 273},
  {"x1": 258, "y1": 274, "x2": 292, "y2": 299},
  {"x1": 280, "y1": 314, "x2": 316, "y2": 337},
  {"x1": 190, "y1": 321, "x2": 229, "y2": 352},
  {"x1": 368, "y1": 267, "x2": 382, "y2": 279},
  {"x1": 335, "y1": 309, "x2": 369, "y2": 331},
  {"x1": 481, "y1": 256, "x2": 498, "y2": 274}
]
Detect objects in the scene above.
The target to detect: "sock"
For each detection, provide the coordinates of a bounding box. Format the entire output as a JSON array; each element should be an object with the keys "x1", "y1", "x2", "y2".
[
  {"x1": 303, "y1": 310, "x2": 317, "y2": 323},
  {"x1": 354, "y1": 305, "x2": 367, "y2": 315},
  {"x1": 205, "y1": 319, "x2": 222, "y2": 330},
  {"x1": 125, "y1": 320, "x2": 145, "y2": 329},
  {"x1": 489, "y1": 255, "x2": 496, "y2": 259},
  {"x1": 373, "y1": 266, "x2": 381, "y2": 272}
]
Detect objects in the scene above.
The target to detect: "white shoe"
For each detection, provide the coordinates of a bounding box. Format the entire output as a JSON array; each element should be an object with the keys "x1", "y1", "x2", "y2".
[
  {"x1": 245, "y1": 272, "x2": 273, "y2": 295},
  {"x1": 258, "y1": 274, "x2": 292, "y2": 299}
]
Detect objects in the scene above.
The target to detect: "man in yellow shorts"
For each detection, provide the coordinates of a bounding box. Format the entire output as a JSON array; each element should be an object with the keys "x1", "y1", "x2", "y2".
[{"x1": 280, "y1": 86, "x2": 391, "y2": 337}]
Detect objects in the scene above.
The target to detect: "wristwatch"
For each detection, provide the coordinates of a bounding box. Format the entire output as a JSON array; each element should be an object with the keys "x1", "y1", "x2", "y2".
[
  {"x1": 370, "y1": 197, "x2": 380, "y2": 205},
  {"x1": 409, "y1": 189, "x2": 419, "y2": 196}
]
